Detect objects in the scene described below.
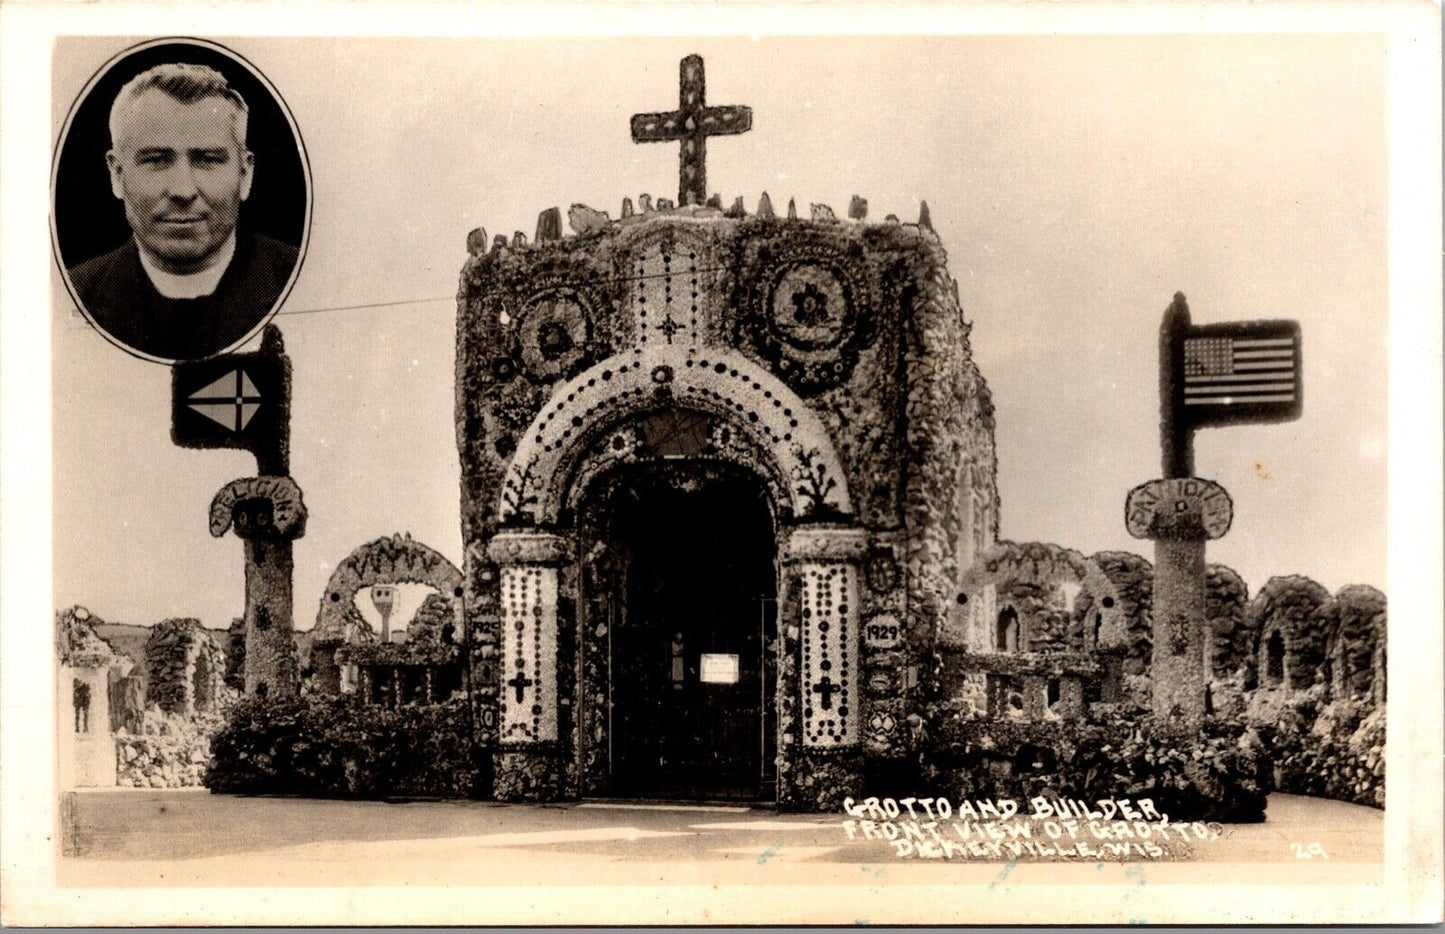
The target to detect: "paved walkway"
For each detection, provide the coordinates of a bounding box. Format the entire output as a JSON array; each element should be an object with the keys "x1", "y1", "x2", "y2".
[{"x1": 58, "y1": 789, "x2": 1382, "y2": 890}]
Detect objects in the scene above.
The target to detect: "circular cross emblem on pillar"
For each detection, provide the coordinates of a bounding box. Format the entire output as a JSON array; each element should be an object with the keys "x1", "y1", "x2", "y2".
[{"x1": 1125, "y1": 477, "x2": 1233, "y2": 540}]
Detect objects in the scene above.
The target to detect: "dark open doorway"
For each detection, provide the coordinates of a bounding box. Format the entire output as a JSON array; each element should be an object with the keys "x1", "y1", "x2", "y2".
[{"x1": 584, "y1": 462, "x2": 778, "y2": 801}]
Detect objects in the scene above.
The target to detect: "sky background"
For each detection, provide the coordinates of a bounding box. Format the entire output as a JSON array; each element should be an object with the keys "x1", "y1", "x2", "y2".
[{"x1": 50, "y1": 34, "x2": 1388, "y2": 630}]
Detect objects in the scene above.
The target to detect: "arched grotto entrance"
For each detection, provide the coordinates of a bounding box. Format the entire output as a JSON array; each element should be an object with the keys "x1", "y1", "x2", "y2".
[{"x1": 577, "y1": 460, "x2": 778, "y2": 800}]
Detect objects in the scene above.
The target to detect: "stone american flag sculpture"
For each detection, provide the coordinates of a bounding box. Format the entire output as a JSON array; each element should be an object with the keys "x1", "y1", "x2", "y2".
[
  {"x1": 1181, "y1": 324, "x2": 1302, "y2": 417},
  {"x1": 1128, "y1": 293, "x2": 1304, "y2": 723}
]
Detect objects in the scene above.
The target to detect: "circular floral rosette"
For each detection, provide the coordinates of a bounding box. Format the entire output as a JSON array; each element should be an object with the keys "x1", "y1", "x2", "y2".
[
  {"x1": 516, "y1": 291, "x2": 593, "y2": 382},
  {"x1": 770, "y1": 264, "x2": 850, "y2": 351},
  {"x1": 738, "y1": 232, "x2": 876, "y2": 395},
  {"x1": 760, "y1": 260, "x2": 865, "y2": 392}
]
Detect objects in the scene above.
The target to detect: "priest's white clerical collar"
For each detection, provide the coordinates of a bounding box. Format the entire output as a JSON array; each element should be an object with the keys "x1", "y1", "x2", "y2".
[{"x1": 136, "y1": 234, "x2": 236, "y2": 299}]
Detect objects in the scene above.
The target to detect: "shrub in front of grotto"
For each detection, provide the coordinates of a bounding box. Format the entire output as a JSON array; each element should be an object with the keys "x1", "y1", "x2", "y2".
[
  {"x1": 918, "y1": 701, "x2": 1273, "y2": 823},
  {"x1": 1248, "y1": 684, "x2": 1385, "y2": 809},
  {"x1": 205, "y1": 694, "x2": 487, "y2": 799}
]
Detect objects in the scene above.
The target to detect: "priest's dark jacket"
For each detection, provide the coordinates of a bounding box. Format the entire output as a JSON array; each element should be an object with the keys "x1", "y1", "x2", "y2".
[{"x1": 69, "y1": 230, "x2": 298, "y2": 360}]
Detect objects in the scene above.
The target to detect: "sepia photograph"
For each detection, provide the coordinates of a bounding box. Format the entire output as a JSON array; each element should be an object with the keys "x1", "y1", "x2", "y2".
[
  {"x1": 52, "y1": 37, "x2": 308, "y2": 363},
  {"x1": 2, "y1": 1, "x2": 1441, "y2": 927}
]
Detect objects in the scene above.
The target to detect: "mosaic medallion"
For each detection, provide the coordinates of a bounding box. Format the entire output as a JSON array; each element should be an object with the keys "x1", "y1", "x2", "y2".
[
  {"x1": 769, "y1": 264, "x2": 850, "y2": 351},
  {"x1": 517, "y1": 291, "x2": 592, "y2": 382},
  {"x1": 864, "y1": 548, "x2": 899, "y2": 594},
  {"x1": 737, "y1": 232, "x2": 877, "y2": 395}
]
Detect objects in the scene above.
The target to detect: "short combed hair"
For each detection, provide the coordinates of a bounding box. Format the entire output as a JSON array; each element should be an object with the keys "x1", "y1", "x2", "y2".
[{"x1": 108, "y1": 63, "x2": 249, "y2": 149}]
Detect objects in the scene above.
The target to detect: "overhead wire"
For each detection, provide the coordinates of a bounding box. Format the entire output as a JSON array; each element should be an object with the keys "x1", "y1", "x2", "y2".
[{"x1": 61, "y1": 255, "x2": 805, "y2": 332}]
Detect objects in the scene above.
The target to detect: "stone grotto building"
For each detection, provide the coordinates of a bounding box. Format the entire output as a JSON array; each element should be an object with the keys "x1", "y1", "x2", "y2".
[
  {"x1": 455, "y1": 91, "x2": 998, "y2": 805},
  {"x1": 145, "y1": 618, "x2": 227, "y2": 718}
]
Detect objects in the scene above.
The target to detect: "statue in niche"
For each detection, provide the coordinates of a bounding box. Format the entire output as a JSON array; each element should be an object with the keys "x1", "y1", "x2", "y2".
[{"x1": 72, "y1": 680, "x2": 91, "y2": 733}]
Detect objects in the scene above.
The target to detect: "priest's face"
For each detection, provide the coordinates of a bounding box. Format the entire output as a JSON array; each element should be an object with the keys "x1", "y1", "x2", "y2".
[{"x1": 106, "y1": 89, "x2": 254, "y2": 275}]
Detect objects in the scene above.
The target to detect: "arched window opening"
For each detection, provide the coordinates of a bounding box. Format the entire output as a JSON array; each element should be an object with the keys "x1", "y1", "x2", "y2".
[
  {"x1": 1265, "y1": 631, "x2": 1285, "y2": 685},
  {"x1": 192, "y1": 650, "x2": 214, "y2": 713},
  {"x1": 996, "y1": 607, "x2": 1019, "y2": 653}
]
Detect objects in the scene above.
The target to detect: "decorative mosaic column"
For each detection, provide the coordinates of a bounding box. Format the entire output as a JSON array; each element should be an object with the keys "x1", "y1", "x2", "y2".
[
  {"x1": 1126, "y1": 477, "x2": 1232, "y2": 725},
  {"x1": 782, "y1": 525, "x2": 867, "y2": 810},
  {"x1": 486, "y1": 528, "x2": 568, "y2": 801}
]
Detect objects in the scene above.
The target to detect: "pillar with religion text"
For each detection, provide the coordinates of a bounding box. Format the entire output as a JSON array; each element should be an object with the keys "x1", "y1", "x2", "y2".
[{"x1": 175, "y1": 325, "x2": 304, "y2": 698}]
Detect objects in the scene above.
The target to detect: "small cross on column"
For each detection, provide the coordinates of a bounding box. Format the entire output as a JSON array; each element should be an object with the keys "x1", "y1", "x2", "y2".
[
  {"x1": 631, "y1": 54, "x2": 752, "y2": 207},
  {"x1": 507, "y1": 670, "x2": 535, "y2": 704},
  {"x1": 811, "y1": 675, "x2": 841, "y2": 711}
]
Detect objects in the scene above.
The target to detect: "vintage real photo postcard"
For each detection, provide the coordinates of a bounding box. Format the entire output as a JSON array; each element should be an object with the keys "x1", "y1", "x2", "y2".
[{"x1": 2, "y1": 0, "x2": 1441, "y2": 926}]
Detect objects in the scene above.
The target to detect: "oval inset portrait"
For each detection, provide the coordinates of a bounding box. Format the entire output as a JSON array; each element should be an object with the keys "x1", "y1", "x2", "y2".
[{"x1": 53, "y1": 38, "x2": 310, "y2": 363}]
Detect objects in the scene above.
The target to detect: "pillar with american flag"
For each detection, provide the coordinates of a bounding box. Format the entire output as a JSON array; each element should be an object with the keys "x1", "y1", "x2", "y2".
[
  {"x1": 1134, "y1": 293, "x2": 1304, "y2": 726},
  {"x1": 1187, "y1": 332, "x2": 1300, "y2": 402}
]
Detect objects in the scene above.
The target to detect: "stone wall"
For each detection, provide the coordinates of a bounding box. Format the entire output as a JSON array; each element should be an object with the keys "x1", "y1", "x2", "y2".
[
  {"x1": 144, "y1": 618, "x2": 227, "y2": 717},
  {"x1": 116, "y1": 706, "x2": 224, "y2": 788},
  {"x1": 936, "y1": 648, "x2": 1098, "y2": 721}
]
